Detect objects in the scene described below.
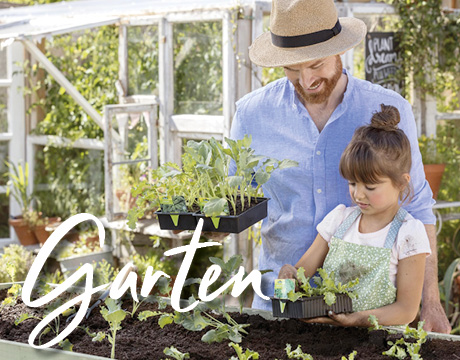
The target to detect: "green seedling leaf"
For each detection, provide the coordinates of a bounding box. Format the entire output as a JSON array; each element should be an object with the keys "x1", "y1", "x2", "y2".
[
  {"x1": 92, "y1": 332, "x2": 106, "y2": 342},
  {"x1": 201, "y1": 328, "x2": 230, "y2": 343},
  {"x1": 62, "y1": 307, "x2": 76, "y2": 317},
  {"x1": 323, "y1": 291, "x2": 336, "y2": 306},
  {"x1": 203, "y1": 198, "x2": 228, "y2": 217},
  {"x1": 158, "y1": 314, "x2": 174, "y2": 328},
  {"x1": 163, "y1": 346, "x2": 190, "y2": 360},
  {"x1": 278, "y1": 159, "x2": 299, "y2": 170},
  {"x1": 368, "y1": 315, "x2": 382, "y2": 331},
  {"x1": 342, "y1": 350, "x2": 357, "y2": 360},
  {"x1": 285, "y1": 344, "x2": 314, "y2": 360},
  {"x1": 15, "y1": 313, "x2": 34, "y2": 326},
  {"x1": 229, "y1": 342, "x2": 260, "y2": 360},
  {"x1": 59, "y1": 339, "x2": 74, "y2": 352},
  {"x1": 138, "y1": 310, "x2": 163, "y2": 321},
  {"x1": 181, "y1": 310, "x2": 210, "y2": 331}
]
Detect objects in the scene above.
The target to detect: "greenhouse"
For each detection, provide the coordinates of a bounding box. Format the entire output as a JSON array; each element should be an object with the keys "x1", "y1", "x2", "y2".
[{"x1": 0, "y1": 0, "x2": 460, "y2": 358}]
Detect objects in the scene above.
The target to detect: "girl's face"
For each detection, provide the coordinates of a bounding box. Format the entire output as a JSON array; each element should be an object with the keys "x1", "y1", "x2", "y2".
[{"x1": 348, "y1": 175, "x2": 409, "y2": 217}]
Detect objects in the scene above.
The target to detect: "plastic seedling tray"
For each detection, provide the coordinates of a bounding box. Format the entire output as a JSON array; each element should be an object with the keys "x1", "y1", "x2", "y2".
[
  {"x1": 193, "y1": 197, "x2": 269, "y2": 233},
  {"x1": 155, "y1": 211, "x2": 198, "y2": 231},
  {"x1": 271, "y1": 293, "x2": 353, "y2": 319}
]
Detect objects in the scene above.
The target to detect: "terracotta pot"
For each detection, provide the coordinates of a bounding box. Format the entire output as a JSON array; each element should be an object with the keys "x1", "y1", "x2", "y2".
[
  {"x1": 8, "y1": 217, "x2": 38, "y2": 246},
  {"x1": 423, "y1": 164, "x2": 446, "y2": 200},
  {"x1": 33, "y1": 217, "x2": 61, "y2": 245}
]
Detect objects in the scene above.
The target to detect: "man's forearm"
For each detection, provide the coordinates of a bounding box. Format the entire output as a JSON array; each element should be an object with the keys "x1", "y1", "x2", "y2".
[{"x1": 422, "y1": 224, "x2": 440, "y2": 303}]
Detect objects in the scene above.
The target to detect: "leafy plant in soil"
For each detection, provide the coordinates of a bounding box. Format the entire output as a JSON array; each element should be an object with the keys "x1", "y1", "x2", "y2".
[
  {"x1": 288, "y1": 267, "x2": 358, "y2": 305},
  {"x1": 163, "y1": 345, "x2": 190, "y2": 359},
  {"x1": 341, "y1": 350, "x2": 358, "y2": 360},
  {"x1": 285, "y1": 344, "x2": 313, "y2": 359},
  {"x1": 229, "y1": 342, "x2": 259, "y2": 360},
  {"x1": 96, "y1": 298, "x2": 127, "y2": 359},
  {"x1": 369, "y1": 316, "x2": 428, "y2": 360}
]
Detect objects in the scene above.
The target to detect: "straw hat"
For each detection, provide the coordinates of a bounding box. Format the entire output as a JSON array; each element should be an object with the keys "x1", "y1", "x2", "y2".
[{"x1": 249, "y1": 0, "x2": 367, "y2": 68}]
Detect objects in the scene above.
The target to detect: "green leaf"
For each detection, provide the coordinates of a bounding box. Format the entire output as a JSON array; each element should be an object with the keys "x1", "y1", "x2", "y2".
[
  {"x1": 59, "y1": 339, "x2": 74, "y2": 352},
  {"x1": 163, "y1": 346, "x2": 190, "y2": 360},
  {"x1": 138, "y1": 310, "x2": 162, "y2": 321},
  {"x1": 158, "y1": 314, "x2": 174, "y2": 328},
  {"x1": 92, "y1": 332, "x2": 106, "y2": 342},
  {"x1": 203, "y1": 198, "x2": 228, "y2": 217},
  {"x1": 442, "y1": 258, "x2": 460, "y2": 313},
  {"x1": 323, "y1": 291, "x2": 336, "y2": 306},
  {"x1": 181, "y1": 311, "x2": 210, "y2": 331},
  {"x1": 14, "y1": 313, "x2": 34, "y2": 326}
]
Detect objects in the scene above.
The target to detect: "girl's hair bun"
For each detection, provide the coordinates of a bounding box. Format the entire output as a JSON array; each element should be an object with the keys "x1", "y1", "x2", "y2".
[{"x1": 370, "y1": 104, "x2": 400, "y2": 131}]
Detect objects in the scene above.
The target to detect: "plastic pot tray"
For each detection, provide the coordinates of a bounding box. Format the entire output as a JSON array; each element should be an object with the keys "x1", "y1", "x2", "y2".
[
  {"x1": 193, "y1": 197, "x2": 269, "y2": 233},
  {"x1": 154, "y1": 211, "x2": 197, "y2": 231},
  {"x1": 271, "y1": 293, "x2": 353, "y2": 319}
]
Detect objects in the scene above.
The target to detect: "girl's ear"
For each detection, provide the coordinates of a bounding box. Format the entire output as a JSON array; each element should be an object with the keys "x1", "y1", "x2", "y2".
[{"x1": 399, "y1": 173, "x2": 411, "y2": 191}]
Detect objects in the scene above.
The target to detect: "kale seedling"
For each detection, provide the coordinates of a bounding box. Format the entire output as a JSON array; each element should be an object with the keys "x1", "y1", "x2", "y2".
[
  {"x1": 229, "y1": 342, "x2": 260, "y2": 360},
  {"x1": 285, "y1": 344, "x2": 314, "y2": 360},
  {"x1": 342, "y1": 350, "x2": 357, "y2": 360},
  {"x1": 98, "y1": 298, "x2": 127, "y2": 359},
  {"x1": 163, "y1": 346, "x2": 190, "y2": 360},
  {"x1": 288, "y1": 267, "x2": 358, "y2": 306}
]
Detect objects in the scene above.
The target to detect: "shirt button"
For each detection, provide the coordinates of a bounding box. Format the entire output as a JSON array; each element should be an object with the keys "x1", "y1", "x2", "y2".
[
  {"x1": 316, "y1": 151, "x2": 321, "y2": 155},
  {"x1": 317, "y1": 189, "x2": 322, "y2": 194}
]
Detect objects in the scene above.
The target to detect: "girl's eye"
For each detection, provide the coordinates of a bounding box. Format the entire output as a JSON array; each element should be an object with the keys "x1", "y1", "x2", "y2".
[
  {"x1": 365, "y1": 186, "x2": 376, "y2": 191},
  {"x1": 348, "y1": 182, "x2": 355, "y2": 186}
]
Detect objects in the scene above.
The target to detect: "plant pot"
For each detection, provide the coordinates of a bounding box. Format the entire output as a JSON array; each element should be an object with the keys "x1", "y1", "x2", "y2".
[
  {"x1": 58, "y1": 250, "x2": 114, "y2": 279},
  {"x1": 271, "y1": 293, "x2": 353, "y2": 319},
  {"x1": 33, "y1": 217, "x2": 61, "y2": 245},
  {"x1": 424, "y1": 163, "x2": 446, "y2": 200},
  {"x1": 154, "y1": 211, "x2": 198, "y2": 231},
  {"x1": 8, "y1": 217, "x2": 38, "y2": 246},
  {"x1": 193, "y1": 197, "x2": 268, "y2": 233}
]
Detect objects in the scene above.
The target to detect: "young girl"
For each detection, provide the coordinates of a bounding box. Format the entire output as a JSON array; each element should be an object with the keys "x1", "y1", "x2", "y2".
[{"x1": 279, "y1": 104, "x2": 431, "y2": 327}]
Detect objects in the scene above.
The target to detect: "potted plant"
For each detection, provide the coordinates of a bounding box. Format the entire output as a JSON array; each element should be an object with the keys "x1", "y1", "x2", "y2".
[
  {"x1": 271, "y1": 268, "x2": 357, "y2": 319},
  {"x1": 5, "y1": 161, "x2": 38, "y2": 245},
  {"x1": 418, "y1": 135, "x2": 446, "y2": 199},
  {"x1": 22, "y1": 210, "x2": 61, "y2": 246}
]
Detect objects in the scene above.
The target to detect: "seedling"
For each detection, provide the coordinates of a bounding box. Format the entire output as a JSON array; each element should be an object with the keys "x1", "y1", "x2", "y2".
[
  {"x1": 163, "y1": 346, "x2": 190, "y2": 360},
  {"x1": 99, "y1": 298, "x2": 127, "y2": 359},
  {"x1": 342, "y1": 350, "x2": 357, "y2": 360},
  {"x1": 288, "y1": 267, "x2": 358, "y2": 306},
  {"x1": 229, "y1": 342, "x2": 260, "y2": 360},
  {"x1": 285, "y1": 344, "x2": 314, "y2": 360}
]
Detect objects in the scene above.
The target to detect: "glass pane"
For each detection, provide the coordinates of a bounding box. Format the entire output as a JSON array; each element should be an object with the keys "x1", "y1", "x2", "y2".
[
  {"x1": 127, "y1": 25, "x2": 159, "y2": 95},
  {"x1": 0, "y1": 193, "x2": 9, "y2": 238},
  {"x1": 34, "y1": 146, "x2": 105, "y2": 219},
  {"x1": 0, "y1": 47, "x2": 7, "y2": 79},
  {"x1": 0, "y1": 87, "x2": 8, "y2": 133},
  {"x1": 174, "y1": 21, "x2": 223, "y2": 115}
]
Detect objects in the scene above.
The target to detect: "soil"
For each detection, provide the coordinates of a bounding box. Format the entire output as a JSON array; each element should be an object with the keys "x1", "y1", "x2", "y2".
[
  {"x1": 228, "y1": 196, "x2": 263, "y2": 216},
  {"x1": 1, "y1": 289, "x2": 459, "y2": 360}
]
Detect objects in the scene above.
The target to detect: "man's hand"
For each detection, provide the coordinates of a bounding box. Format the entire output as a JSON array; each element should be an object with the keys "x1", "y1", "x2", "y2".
[
  {"x1": 420, "y1": 300, "x2": 452, "y2": 333},
  {"x1": 278, "y1": 264, "x2": 298, "y2": 280}
]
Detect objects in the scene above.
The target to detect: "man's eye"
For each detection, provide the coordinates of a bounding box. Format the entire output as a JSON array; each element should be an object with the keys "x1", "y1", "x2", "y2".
[{"x1": 312, "y1": 63, "x2": 323, "y2": 69}]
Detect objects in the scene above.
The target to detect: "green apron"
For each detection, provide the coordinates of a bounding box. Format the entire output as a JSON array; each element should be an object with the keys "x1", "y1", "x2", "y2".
[{"x1": 323, "y1": 207, "x2": 407, "y2": 312}]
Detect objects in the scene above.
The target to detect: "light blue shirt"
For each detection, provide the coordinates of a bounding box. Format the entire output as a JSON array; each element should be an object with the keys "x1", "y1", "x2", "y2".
[{"x1": 230, "y1": 70, "x2": 436, "y2": 311}]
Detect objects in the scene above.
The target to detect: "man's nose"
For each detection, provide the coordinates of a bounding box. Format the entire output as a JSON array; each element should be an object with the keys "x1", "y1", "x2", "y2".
[{"x1": 299, "y1": 68, "x2": 316, "y2": 89}]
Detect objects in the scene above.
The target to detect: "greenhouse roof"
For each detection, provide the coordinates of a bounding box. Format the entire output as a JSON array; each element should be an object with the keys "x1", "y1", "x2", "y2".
[{"x1": 0, "y1": 0, "x2": 260, "y2": 42}]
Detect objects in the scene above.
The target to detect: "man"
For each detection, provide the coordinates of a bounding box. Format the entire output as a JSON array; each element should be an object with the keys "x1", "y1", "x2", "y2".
[{"x1": 229, "y1": 0, "x2": 451, "y2": 333}]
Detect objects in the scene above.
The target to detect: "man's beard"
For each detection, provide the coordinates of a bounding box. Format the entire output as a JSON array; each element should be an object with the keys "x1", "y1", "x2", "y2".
[{"x1": 294, "y1": 55, "x2": 343, "y2": 105}]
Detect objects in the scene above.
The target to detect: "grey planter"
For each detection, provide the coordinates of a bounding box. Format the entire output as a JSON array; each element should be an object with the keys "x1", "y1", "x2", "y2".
[{"x1": 58, "y1": 251, "x2": 114, "y2": 278}]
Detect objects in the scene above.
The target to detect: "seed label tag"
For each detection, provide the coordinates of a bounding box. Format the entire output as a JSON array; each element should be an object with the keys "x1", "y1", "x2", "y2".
[{"x1": 274, "y1": 279, "x2": 295, "y2": 299}]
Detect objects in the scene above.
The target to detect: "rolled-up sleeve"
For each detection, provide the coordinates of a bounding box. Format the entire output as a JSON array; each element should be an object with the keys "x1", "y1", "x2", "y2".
[{"x1": 398, "y1": 100, "x2": 436, "y2": 225}]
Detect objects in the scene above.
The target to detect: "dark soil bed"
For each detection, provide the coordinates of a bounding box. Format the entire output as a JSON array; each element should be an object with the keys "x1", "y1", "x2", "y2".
[{"x1": 1, "y1": 289, "x2": 459, "y2": 359}]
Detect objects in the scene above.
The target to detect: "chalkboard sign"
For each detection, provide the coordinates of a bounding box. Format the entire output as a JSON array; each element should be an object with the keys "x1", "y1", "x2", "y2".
[{"x1": 365, "y1": 32, "x2": 404, "y2": 95}]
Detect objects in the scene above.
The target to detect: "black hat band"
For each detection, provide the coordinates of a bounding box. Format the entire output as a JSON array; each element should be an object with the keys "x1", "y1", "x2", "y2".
[{"x1": 271, "y1": 20, "x2": 342, "y2": 48}]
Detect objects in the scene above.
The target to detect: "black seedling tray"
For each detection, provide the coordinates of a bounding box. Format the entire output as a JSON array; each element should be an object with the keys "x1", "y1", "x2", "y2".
[
  {"x1": 271, "y1": 293, "x2": 353, "y2": 319},
  {"x1": 193, "y1": 197, "x2": 268, "y2": 233},
  {"x1": 155, "y1": 211, "x2": 198, "y2": 231}
]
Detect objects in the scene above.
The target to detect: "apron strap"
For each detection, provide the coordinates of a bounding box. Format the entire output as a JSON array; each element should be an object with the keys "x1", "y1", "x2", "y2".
[
  {"x1": 383, "y1": 208, "x2": 408, "y2": 249},
  {"x1": 333, "y1": 208, "x2": 361, "y2": 240}
]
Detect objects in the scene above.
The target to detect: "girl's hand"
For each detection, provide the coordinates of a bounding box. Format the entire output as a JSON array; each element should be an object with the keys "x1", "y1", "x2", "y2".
[
  {"x1": 302, "y1": 311, "x2": 365, "y2": 327},
  {"x1": 278, "y1": 264, "x2": 298, "y2": 280}
]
